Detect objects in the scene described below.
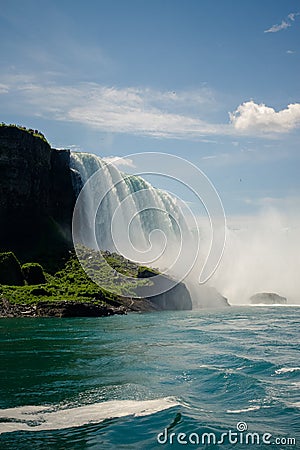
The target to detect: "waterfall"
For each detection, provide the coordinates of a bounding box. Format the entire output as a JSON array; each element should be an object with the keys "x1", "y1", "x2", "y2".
[
  {"x1": 70, "y1": 151, "x2": 230, "y2": 308},
  {"x1": 70, "y1": 152, "x2": 189, "y2": 265}
]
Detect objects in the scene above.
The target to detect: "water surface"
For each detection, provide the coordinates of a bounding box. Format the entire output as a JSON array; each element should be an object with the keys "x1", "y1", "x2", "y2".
[{"x1": 0, "y1": 306, "x2": 299, "y2": 448}]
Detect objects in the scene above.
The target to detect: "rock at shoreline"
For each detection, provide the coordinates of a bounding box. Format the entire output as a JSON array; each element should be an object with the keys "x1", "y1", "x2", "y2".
[
  {"x1": 250, "y1": 292, "x2": 287, "y2": 305},
  {"x1": 0, "y1": 298, "x2": 127, "y2": 318}
]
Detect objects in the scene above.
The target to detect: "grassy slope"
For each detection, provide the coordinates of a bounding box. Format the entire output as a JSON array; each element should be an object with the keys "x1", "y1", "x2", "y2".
[{"x1": 0, "y1": 250, "x2": 152, "y2": 307}]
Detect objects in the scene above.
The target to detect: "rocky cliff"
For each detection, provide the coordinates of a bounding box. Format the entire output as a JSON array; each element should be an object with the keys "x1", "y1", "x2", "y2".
[{"x1": 0, "y1": 125, "x2": 76, "y2": 269}]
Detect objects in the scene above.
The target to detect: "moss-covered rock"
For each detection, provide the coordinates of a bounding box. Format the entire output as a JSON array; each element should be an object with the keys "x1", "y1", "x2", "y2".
[
  {"x1": 137, "y1": 266, "x2": 159, "y2": 278},
  {"x1": 0, "y1": 252, "x2": 24, "y2": 286},
  {"x1": 21, "y1": 262, "x2": 46, "y2": 285}
]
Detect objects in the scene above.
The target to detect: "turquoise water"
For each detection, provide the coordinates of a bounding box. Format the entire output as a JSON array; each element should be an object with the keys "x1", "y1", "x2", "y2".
[{"x1": 0, "y1": 306, "x2": 299, "y2": 449}]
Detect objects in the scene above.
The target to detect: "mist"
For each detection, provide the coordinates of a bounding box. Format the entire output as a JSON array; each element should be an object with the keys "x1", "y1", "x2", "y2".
[{"x1": 209, "y1": 207, "x2": 300, "y2": 305}]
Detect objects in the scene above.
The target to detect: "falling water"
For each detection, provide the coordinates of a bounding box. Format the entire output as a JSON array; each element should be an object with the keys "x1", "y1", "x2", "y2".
[{"x1": 70, "y1": 152, "x2": 188, "y2": 261}]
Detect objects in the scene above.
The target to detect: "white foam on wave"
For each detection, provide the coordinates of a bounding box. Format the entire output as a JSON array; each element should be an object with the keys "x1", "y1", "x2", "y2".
[
  {"x1": 0, "y1": 397, "x2": 179, "y2": 434},
  {"x1": 226, "y1": 405, "x2": 262, "y2": 413},
  {"x1": 275, "y1": 367, "x2": 300, "y2": 374},
  {"x1": 286, "y1": 402, "x2": 300, "y2": 409}
]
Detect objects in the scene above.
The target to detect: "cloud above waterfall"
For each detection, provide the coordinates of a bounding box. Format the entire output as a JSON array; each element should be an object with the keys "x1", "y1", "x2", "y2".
[
  {"x1": 230, "y1": 101, "x2": 300, "y2": 133},
  {"x1": 0, "y1": 75, "x2": 224, "y2": 139},
  {"x1": 1, "y1": 74, "x2": 300, "y2": 140}
]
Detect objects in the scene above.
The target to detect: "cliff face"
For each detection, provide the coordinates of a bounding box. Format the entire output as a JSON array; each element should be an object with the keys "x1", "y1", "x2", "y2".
[
  {"x1": 0, "y1": 126, "x2": 76, "y2": 267},
  {"x1": 0, "y1": 127, "x2": 51, "y2": 212},
  {"x1": 50, "y1": 148, "x2": 77, "y2": 238}
]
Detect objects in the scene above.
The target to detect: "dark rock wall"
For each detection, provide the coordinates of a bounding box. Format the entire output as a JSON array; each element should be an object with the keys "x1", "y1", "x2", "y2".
[
  {"x1": 50, "y1": 148, "x2": 76, "y2": 242},
  {"x1": 0, "y1": 127, "x2": 51, "y2": 213},
  {"x1": 0, "y1": 127, "x2": 76, "y2": 268}
]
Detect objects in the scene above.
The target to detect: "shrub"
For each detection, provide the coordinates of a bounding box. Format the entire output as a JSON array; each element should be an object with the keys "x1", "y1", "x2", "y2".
[
  {"x1": 0, "y1": 252, "x2": 24, "y2": 286},
  {"x1": 22, "y1": 263, "x2": 46, "y2": 285}
]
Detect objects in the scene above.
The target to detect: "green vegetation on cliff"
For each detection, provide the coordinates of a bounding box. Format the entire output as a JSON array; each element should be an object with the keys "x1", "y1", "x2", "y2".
[
  {"x1": 0, "y1": 123, "x2": 48, "y2": 143},
  {"x1": 0, "y1": 250, "x2": 150, "y2": 307},
  {"x1": 0, "y1": 247, "x2": 193, "y2": 314}
]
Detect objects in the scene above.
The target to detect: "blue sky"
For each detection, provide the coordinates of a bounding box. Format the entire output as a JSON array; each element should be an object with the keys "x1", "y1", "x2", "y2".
[{"x1": 1, "y1": 0, "x2": 300, "y2": 217}]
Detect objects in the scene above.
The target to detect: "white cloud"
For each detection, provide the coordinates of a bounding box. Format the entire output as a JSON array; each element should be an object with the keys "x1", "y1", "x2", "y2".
[
  {"x1": 0, "y1": 76, "x2": 227, "y2": 139},
  {"x1": 201, "y1": 155, "x2": 217, "y2": 160},
  {"x1": 264, "y1": 12, "x2": 299, "y2": 33},
  {"x1": 63, "y1": 84, "x2": 222, "y2": 139},
  {"x1": 230, "y1": 101, "x2": 300, "y2": 133},
  {"x1": 288, "y1": 12, "x2": 299, "y2": 21},
  {"x1": 1, "y1": 74, "x2": 299, "y2": 140},
  {"x1": 102, "y1": 156, "x2": 135, "y2": 168},
  {"x1": 0, "y1": 83, "x2": 9, "y2": 94},
  {"x1": 286, "y1": 50, "x2": 295, "y2": 54},
  {"x1": 265, "y1": 20, "x2": 290, "y2": 33}
]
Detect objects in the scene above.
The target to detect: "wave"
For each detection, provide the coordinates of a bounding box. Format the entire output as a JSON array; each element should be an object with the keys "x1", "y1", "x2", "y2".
[
  {"x1": 0, "y1": 397, "x2": 179, "y2": 435},
  {"x1": 226, "y1": 405, "x2": 262, "y2": 413},
  {"x1": 275, "y1": 367, "x2": 300, "y2": 374},
  {"x1": 285, "y1": 402, "x2": 300, "y2": 409}
]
